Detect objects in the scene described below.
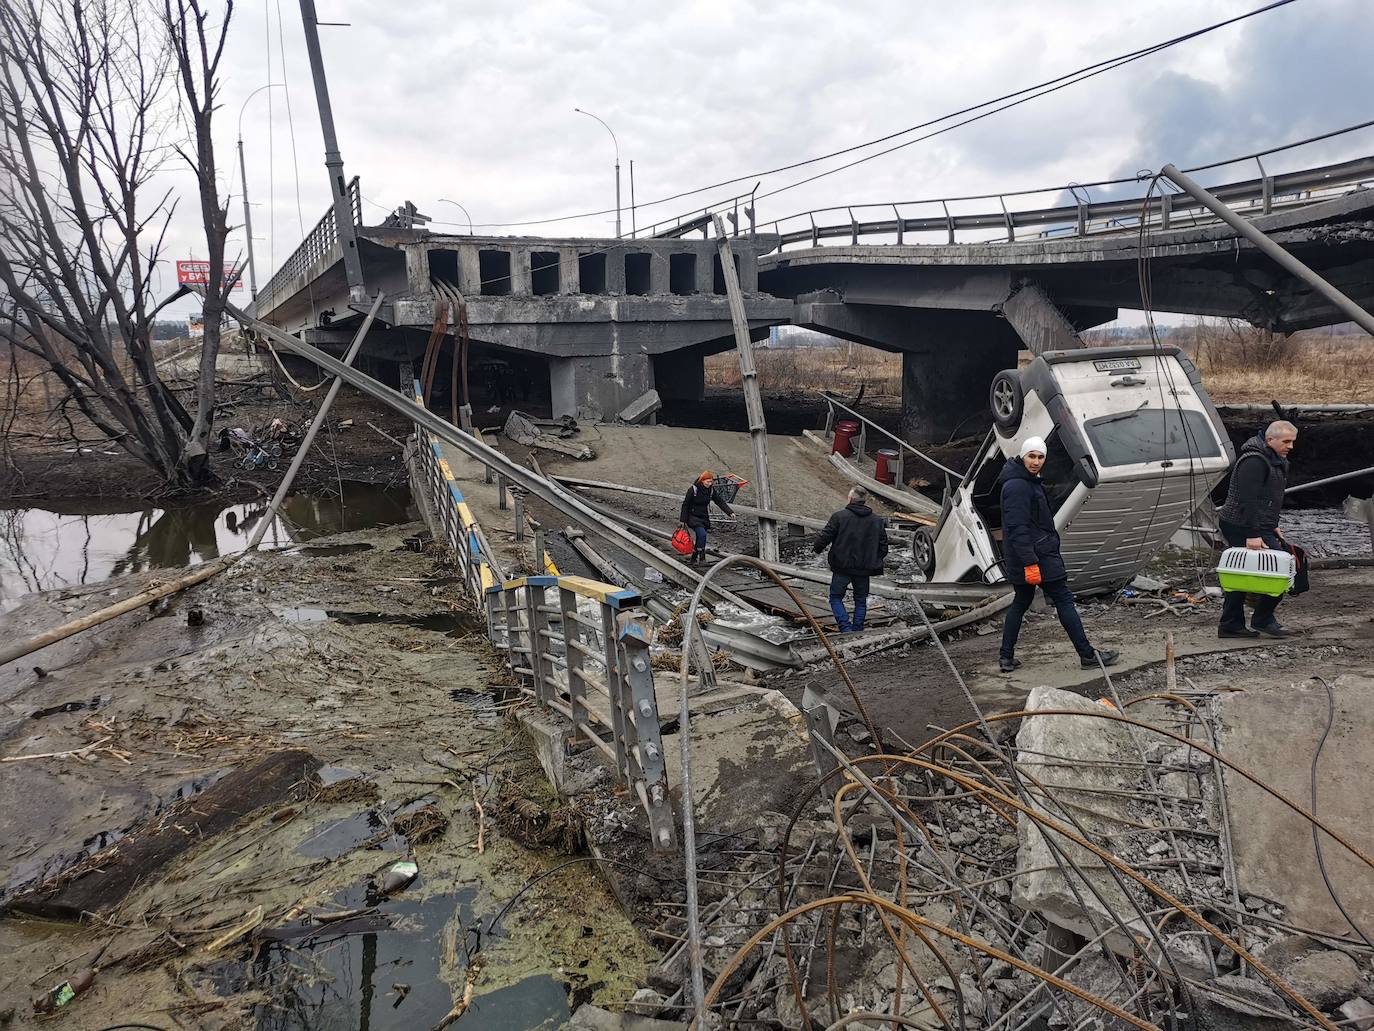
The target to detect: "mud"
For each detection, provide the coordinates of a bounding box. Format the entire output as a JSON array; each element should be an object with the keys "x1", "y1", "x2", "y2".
[
  {"x1": 781, "y1": 551, "x2": 1374, "y2": 747},
  {"x1": 0, "y1": 521, "x2": 655, "y2": 1029}
]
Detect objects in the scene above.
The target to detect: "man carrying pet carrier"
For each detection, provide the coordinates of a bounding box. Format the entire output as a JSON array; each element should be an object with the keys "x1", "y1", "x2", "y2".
[{"x1": 1217, "y1": 420, "x2": 1300, "y2": 639}]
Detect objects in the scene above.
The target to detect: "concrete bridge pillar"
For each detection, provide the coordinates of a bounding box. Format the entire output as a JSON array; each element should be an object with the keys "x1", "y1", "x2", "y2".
[
  {"x1": 551, "y1": 349, "x2": 654, "y2": 421},
  {"x1": 795, "y1": 300, "x2": 1021, "y2": 444}
]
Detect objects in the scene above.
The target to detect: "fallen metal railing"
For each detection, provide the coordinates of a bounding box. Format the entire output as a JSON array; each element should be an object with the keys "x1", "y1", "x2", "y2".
[
  {"x1": 485, "y1": 574, "x2": 675, "y2": 851},
  {"x1": 405, "y1": 378, "x2": 676, "y2": 850}
]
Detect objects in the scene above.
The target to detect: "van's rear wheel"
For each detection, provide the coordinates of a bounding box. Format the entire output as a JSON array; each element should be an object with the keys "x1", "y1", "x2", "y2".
[
  {"x1": 990, "y1": 370, "x2": 1024, "y2": 431},
  {"x1": 911, "y1": 526, "x2": 937, "y2": 579}
]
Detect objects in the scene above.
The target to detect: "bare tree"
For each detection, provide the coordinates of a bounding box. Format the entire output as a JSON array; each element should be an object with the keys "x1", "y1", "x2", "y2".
[
  {"x1": 0, "y1": 0, "x2": 234, "y2": 488},
  {"x1": 164, "y1": 0, "x2": 234, "y2": 480}
]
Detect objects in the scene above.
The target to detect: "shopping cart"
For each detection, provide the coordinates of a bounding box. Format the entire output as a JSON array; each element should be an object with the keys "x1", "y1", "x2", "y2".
[{"x1": 712, "y1": 473, "x2": 749, "y2": 505}]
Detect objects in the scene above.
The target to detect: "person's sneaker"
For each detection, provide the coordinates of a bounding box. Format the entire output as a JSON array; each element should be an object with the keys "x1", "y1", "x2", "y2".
[
  {"x1": 1218, "y1": 625, "x2": 1259, "y2": 639},
  {"x1": 999, "y1": 656, "x2": 1022, "y2": 673},
  {"x1": 1081, "y1": 649, "x2": 1121, "y2": 670},
  {"x1": 1252, "y1": 622, "x2": 1296, "y2": 638}
]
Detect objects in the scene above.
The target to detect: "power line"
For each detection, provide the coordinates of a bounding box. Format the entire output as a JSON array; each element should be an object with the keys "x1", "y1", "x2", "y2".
[{"x1": 447, "y1": 0, "x2": 1300, "y2": 232}]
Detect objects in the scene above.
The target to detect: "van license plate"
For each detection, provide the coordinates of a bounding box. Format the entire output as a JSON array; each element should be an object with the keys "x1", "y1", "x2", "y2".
[{"x1": 1094, "y1": 358, "x2": 1142, "y2": 372}]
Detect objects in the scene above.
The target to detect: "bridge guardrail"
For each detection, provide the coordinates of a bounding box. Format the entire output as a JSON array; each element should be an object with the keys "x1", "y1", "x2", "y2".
[
  {"x1": 755, "y1": 155, "x2": 1374, "y2": 252},
  {"x1": 407, "y1": 381, "x2": 676, "y2": 851},
  {"x1": 253, "y1": 177, "x2": 362, "y2": 318}
]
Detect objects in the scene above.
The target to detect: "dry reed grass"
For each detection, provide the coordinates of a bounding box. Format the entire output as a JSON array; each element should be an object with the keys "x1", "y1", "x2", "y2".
[
  {"x1": 705, "y1": 324, "x2": 1374, "y2": 405},
  {"x1": 705, "y1": 345, "x2": 901, "y2": 396}
]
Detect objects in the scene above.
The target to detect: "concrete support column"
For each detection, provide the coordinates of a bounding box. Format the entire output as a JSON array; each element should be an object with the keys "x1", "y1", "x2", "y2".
[
  {"x1": 605, "y1": 247, "x2": 626, "y2": 294},
  {"x1": 694, "y1": 248, "x2": 713, "y2": 294},
  {"x1": 404, "y1": 244, "x2": 428, "y2": 295},
  {"x1": 550, "y1": 349, "x2": 654, "y2": 421},
  {"x1": 557, "y1": 247, "x2": 580, "y2": 295},
  {"x1": 457, "y1": 246, "x2": 481, "y2": 295},
  {"x1": 650, "y1": 252, "x2": 669, "y2": 295},
  {"x1": 510, "y1": 249, "x2": 532, "y2": 297},
  {"x1": 653, "y1": 347, "x2": 705, "y2": 402},
  {"x1": 901, "y1": 338, "x2": 1016, "y2": 443},
  {"x1": 737, "y1": 254, "x2": 759, "y2": 293}
]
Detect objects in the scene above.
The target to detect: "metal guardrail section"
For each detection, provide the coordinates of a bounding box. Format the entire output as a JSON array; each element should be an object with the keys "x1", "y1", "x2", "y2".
[
  {"x1": 484, "y1": 574, "x2": 675, "y2": 851},
  {"x1": 757, "y1": 156, "x2": 1374, "y2": 252},
  {"x1": 407, "y1": 381, "x2": 676, "y2": 850},
  {"x1": 253, "y1": 176, "x2": 362, "y2": 317}
]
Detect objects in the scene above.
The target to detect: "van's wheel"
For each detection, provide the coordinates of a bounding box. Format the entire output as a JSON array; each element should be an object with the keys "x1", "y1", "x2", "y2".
[
  {"x1": 911, "y1": 527, "x2": 937, "y2": 579},
  {"x1": 990, "y1": 370, "x2": 1024, "y2": 431}
]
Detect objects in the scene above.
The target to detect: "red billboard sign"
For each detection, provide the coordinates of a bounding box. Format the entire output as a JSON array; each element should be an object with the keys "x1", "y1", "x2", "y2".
[{"x1": 176, "y1": 260, "x2": 245, "y2": 289}]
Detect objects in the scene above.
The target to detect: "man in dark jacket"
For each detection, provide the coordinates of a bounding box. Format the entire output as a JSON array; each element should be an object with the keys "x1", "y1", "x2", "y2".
[
  {"x1": 813, "y1": 486, "x2": 888, "y2": 633},
  {"x1": 999, "y1": 436, "x2": 1119, "y2": 673},
  {"x1": 1217, "y1": 420, "x2": 1298, "y2": 638}
]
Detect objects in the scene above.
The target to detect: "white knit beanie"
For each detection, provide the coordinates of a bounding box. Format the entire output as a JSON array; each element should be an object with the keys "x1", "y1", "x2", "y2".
[{"x1": 1019, "y1": 436, "x2": 1048, "y2": 458}]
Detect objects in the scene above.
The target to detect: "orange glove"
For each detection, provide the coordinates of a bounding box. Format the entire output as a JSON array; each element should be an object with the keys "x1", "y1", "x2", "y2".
[{"x1": 1024, "y1": 564, "x2": 1042, "y2": 586}]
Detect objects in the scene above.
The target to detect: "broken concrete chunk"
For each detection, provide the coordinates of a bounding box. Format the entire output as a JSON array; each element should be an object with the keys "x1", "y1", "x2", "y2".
[
  {"x1": 617, "y1": 388, "x2": 662, "y2": 425},
  {"x1": 1013, "y1": 686, "x2": 1196, "y2": 967},
  {"x1": 1196, "y1": 973, "x2": 1289, "y2": 1018},
  {"x1": 1338, "y1": 997, "x2": 1374, "y2": 1031},
  {"x1": 1280, "y1": 949, "x2": 1362, "y2": 1010}
]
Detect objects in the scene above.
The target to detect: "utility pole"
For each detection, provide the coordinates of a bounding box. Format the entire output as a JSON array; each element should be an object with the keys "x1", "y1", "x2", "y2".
[
  {"x1": 629, "y1": 159, "x2": 636, "y2": 238},
  {"x1": 712, "y1": 214, "x2": 778, "y2": 563},
  {"x1": 236, "y1": 138, "x2": 258, "y2": 297},
  {"x1": 575, "y1": 108, "x2": 620, "y2": 238},
  {"x1": 299, "y1": 0, "x2": 365, "y2": 302}
]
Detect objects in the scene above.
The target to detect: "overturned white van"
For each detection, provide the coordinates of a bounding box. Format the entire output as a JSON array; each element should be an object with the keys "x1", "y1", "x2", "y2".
[{"x1": 911, "y1": 345, "x2": 1234, "y2": 594}]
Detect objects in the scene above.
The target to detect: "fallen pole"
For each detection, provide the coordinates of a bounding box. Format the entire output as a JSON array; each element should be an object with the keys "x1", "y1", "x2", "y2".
[
  {"x1": 0, "y1": 559, "x2": 234, "y2": 668},
  {"x1": 714, "y1": 213, "x2": 779, "y2": 563},
  {"x1": 1284, "y1": 463, "x2": 1374, "y2": 495},
  {"x1": 1160, "y1": 163, "x2": 1374, "y2": 338},
  {"x1": 247, "y1": 292, "x2": 384, "y2": 551}
]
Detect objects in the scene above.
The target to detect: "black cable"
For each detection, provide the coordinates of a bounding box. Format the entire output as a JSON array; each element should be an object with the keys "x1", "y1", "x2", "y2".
[
  {"x1": 1309, "y1": 675, "x2": 1374, "y2": 950},
  {"x1": 436, "y1": 0, "x2": 1302, "y2": 232},
  {"x1": 96, "y1": 1025, "x2": 172, "y2": 1031}
]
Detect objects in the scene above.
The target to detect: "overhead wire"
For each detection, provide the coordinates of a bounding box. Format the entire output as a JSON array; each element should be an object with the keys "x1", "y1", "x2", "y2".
[{"x1": 437, "y1": 0, "x2": 1302, "y2": 232}]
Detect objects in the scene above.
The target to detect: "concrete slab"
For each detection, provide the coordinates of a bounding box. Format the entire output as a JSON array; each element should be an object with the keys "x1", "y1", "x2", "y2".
[
  {"x1": 518, "y1": 423, "x2": 864, "y2": 525},
  {"x1": 1219, "y1": 673, "x2": 1374, "y2": 938},
  {"x1": 1012, "y1": 685, "x2": 1169, "y2": 959}
]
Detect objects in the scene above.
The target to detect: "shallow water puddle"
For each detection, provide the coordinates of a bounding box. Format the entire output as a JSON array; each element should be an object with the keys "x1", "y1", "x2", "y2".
[
  {"x1": 0, "y1": 482, "x2": 413, "y2": 610},
  {"x1": 242, "y1": 887, "x2": 573, "y2": 1031}
]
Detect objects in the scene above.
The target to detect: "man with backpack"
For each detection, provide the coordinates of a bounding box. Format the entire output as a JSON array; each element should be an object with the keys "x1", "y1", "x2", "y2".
[
  {"x1": 1217, "y1": 420, "x2": 1300, "y2": 638},
  {"x1": 813, "y1": 486, "x2": 888, "y2": 633}
]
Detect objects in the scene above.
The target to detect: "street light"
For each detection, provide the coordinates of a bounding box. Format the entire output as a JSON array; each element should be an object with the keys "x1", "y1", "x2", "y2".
[
  {"x1": 437, "y1": 198, "x2": 474, "y2": 235},
  {"x1": 574, "y1": 107, "x2": 620, "y2": 239},
  {"x1": 237, "y1": 83, "x2": 283, "y2": 299}
]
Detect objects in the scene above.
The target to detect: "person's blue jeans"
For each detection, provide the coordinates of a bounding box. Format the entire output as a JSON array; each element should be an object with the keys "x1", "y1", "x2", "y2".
[
  {"x1": 1000, "y1": 578, "x2": 1094, "y2": 661},
  {"x1": 691, "y1": 526, "x2": 707, "y2": 552},
  {"x1": 829, "y1": 572, "x2": 870, "y2": 633}
]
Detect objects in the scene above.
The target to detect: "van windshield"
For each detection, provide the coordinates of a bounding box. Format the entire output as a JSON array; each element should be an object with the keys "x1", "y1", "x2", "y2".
[{"x1": 1083, "y1": 408, "x2": 1221, "y2": 467}]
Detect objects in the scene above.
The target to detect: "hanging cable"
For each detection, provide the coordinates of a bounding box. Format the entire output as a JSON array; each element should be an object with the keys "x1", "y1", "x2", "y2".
[{"x1": 441, "y1": 0, "x2": 1301, "y2": 232}]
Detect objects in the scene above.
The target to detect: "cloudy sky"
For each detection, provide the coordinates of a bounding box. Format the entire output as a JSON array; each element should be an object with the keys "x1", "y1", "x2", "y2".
[{"x1": 163, "y1": 0, "x2": 1374, "y2": 316}]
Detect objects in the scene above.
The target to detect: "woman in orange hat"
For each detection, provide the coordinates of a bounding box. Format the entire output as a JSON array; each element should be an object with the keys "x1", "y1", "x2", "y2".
[{"x1": 679, "y1": 471, "x2": 734, "y2": 565}]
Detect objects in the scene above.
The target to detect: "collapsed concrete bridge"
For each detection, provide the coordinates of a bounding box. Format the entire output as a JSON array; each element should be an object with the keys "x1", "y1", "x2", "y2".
[{"x1": 250, "y1": 154, "x2": 1374, "y2": 439}]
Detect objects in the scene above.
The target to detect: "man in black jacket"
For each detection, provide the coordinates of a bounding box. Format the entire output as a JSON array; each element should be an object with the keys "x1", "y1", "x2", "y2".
[
  {"x1": 1217, "y1": 420, "x2": 1298, "y2": 638},
  {"x1": 813, "y1": 486, "x2": 888, "y2": 633},
  {"x1": 999, "y1": 436, "x2": 1119, "y2": 673}
]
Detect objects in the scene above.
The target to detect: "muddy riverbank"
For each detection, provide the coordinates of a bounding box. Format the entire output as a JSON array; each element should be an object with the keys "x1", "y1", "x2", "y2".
[{"x1": 0, "y1": 522, "x2": 656, "y2": 1029}]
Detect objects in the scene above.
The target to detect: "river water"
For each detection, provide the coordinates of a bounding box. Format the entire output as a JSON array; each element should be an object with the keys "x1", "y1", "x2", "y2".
[
  {"x1": 1281, "y1": 505, "x2": 1373, "y2": 557},
  {"x1": 0, "y1": 482, "x2": 413, "y2": 610}
]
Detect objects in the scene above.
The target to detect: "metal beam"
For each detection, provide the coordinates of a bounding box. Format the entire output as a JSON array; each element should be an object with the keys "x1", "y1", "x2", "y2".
[{"x1": 1160, "y1": 163, "x2": 1374, "y2": 338}]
